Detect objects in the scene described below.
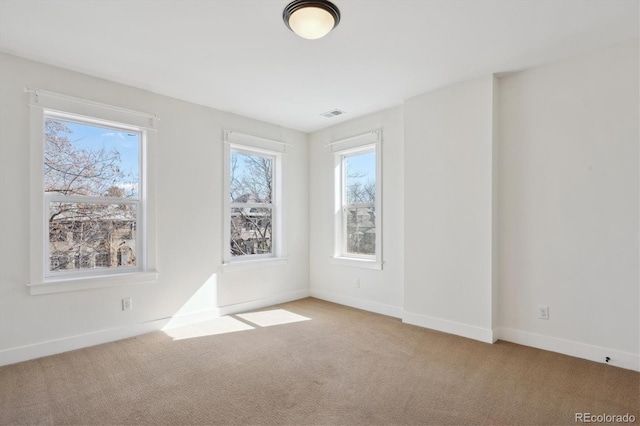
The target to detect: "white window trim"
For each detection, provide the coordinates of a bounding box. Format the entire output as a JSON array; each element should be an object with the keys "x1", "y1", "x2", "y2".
[
  {"x1": 330, "y1": 130, "x2": 383, "y2": 270},
  {"x1": 222, "y1": 130, "x2": 288, "y2": 270},
  {"x1": 27, "y1": 88, "x2": 158, "y2": 294}
]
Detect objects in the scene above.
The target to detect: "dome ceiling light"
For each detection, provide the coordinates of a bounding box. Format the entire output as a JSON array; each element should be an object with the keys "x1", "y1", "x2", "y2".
[{"x1": 283, "y1": 0, "x2": 341, "y2": 40}]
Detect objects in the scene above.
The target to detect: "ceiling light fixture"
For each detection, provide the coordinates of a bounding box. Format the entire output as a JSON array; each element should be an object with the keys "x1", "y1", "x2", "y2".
[{"x1": 283, "y1": 0, "x2": 341, "y2": 40}]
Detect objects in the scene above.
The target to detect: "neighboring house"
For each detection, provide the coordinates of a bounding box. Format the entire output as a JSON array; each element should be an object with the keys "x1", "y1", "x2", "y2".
[
  {"x1": 230, "y1": 206, "x2": 271, "y2": 256},
  {"x1": 48, "y1": 206, "x2": 136, "y2": 271}
]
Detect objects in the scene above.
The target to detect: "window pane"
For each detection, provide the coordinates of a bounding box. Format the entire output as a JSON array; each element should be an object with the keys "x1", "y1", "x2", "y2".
[
  {"x1": 345, "y1": 206, "x2": 376, "y2": 255},
  {"x1": 345, "y1": 151, "x2": 375, "y2": 204},
  {"x1": 48, "y1": 202, "x2": 137, "y2": 271},
  {"x1": 230, "y1": 207, "x2": 272, "y2": 256},
  {"x1": 230, "y1": 151, "x2": 273, "y2": 203},
  {"x1": 44, "y1": 118, "x2": 140, "y2": 198}
]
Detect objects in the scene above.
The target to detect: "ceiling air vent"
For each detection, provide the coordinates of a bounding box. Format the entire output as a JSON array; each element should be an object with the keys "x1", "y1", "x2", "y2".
[{"x1": 320, "y1": 109, "x2": 346, "y2": 118}]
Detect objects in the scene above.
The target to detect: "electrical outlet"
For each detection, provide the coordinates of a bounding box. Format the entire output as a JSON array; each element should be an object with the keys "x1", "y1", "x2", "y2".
[
  {"x1": 122, "y1": 297, "x2": 132, "y2": 311},
  {"x1": 538, "y1": 305, "x2": 549, "y2": 320},
  {"x1": 355, "y1": 279, "x2": 361, "y2": 288}
]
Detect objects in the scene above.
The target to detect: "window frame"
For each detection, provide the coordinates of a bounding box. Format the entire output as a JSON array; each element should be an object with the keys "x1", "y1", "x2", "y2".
[
  {"x1": 222, "y1": 130, "x2": 288, "y2": 269},
  {"x1": 229, "y1": 146, "x2": 276, "y2": 260},
  {"x1": 28, "y1": 89, "x2": 158, "y2": 294},
  {"x1": 43, "y1": 112, "x2": 143, "y2": 280},
  {"x1": 330, "y1": 130, "x2": 383, "y2": 270}
]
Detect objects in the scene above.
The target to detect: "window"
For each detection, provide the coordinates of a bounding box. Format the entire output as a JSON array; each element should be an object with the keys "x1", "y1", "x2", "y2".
[
  {"x1": 343, "y1": 148, "x2": 376, "y2": 256},
  {"x1": 230, "y1": 149, "x2": 274, "y2": 257},
  {"x1": 331, "y1": 130, "x2": 382, "y2": 269},
  {"x1": 95, "y1": 252, "x2": 110, "y2": 268},
  {"x1": 44, "y1": 116, "x2": 141, "y2": 277},
  {"x1": 28, "y1": 89, "x2": 157, "y2": 294},
  {"x1": 223, "y1": 131, "x2": 287, "y2": 267}
]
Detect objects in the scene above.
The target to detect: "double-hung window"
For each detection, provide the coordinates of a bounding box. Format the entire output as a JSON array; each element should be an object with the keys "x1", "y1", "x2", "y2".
[
  {"x1": 28, "y1": 89, "x2": 157, "y2": 294},
  {"x1": 230, "y1": 148, "x2": 275, "y2": 257},
  {"x1": 331, "y1": 130, "x2": 382, "y2": 269},
  {"x1": 342, "y1": 147, "x2": 376, "y2": 256},
  {"x1": 223, "y1": 131, "x2": 286, "y2": 267},
  {"x1": 44, "y1": 115, "x2": 141, "y2": 276}
]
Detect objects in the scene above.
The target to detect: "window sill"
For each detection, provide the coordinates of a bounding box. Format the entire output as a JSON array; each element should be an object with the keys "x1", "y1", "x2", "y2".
[
  {"x1": 330, "y1": 257, "x2": 383, "y2": 270},
  {"x1": 29, "y1": 270, "x2": 158, "y2": 295},
  {"x1": 222, "y1": 257, "x2": 288, "y2": 272}
]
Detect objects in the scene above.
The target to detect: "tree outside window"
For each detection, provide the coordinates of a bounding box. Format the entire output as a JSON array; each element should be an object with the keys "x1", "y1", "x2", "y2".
[
  {"x1": 229, "y1": 149, "x2": 274, "y2": 257},
  {"x1": 343, "y1": 150, "x2": 376, "y2": 256},
  {"x1": 44, "y1": 116, "x2": 140, "y2": 273}
]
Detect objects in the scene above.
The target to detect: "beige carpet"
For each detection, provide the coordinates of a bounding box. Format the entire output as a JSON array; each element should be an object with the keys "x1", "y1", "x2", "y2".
[{"x1": 1, "y1": 297, "x2": 638, "y2": 425}]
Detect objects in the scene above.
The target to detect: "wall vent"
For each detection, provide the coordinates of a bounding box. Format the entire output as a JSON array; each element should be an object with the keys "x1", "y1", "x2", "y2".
[{"x1": 320, "y1": 109, "x2": 346, "y2": 118}]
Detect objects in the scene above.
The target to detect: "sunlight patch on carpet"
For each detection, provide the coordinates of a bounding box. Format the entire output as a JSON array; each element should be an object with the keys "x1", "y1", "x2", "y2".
[
  {"x1": 236, "y1": 309, "x2": 311, "y2": 327},
  {"x1": 163, "y1": 316, "x2": 254, "y2": 340}
]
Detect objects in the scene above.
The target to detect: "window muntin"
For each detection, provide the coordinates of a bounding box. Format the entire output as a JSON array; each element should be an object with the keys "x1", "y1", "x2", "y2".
[
  {"x1": 229, "y1": 148, "x2": 275, "y2": 258},
  {"x1": 43, "y1": 114, "x2": 143, "y2": 278},
  {"x1": 341, "y1": 148, "x2": 376, "y2": 258}
]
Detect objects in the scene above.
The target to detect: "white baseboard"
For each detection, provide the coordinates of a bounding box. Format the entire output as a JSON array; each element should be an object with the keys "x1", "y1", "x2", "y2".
[
  {"x1": 0, "y1": 319, "x2": 166, "y2": 367},
  {"x1": 218, "y1": 289, "x2": 310, "y2": 316},
  {"x1": 402, "y1": 311, "x2": 495, "y2": 343},
  {"x1": 0, "y1": 289, "x2": 310, "y2": 367},
  {"x1": 309, "y1": 289, "x2": 403, "y2": 318},
  {"x1": 496, "y1": 327, "x2": 640, "y2": 372},
  {"x1": 5, "y1": 290, "x2": 636, "y2": 374}
]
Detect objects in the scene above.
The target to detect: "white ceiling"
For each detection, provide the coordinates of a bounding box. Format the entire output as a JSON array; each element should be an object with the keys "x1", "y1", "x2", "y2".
[{"x1": 0, "y1": 0, "x2": 638, "y2": 133}]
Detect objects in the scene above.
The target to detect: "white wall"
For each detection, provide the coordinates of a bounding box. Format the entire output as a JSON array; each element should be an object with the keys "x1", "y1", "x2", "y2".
[
  {"x1": 309, "y1": 107, "x2": 405, "y2": 317},
  {"x1": 496, "y1": 40, "x2": 639, "y2": 370},
  {"x1": 1, "y1": 39, "x2": 638, "y2": 371},
  {"x1": 0, "y1": 53, "x2": 309, "y2": 365},
  {"x1": 403, "y1": 76, "x2": 496, "y2": 343}
]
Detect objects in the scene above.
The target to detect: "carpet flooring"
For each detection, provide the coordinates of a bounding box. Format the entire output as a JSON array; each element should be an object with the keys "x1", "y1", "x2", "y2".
[{"x1": 0, "y1": 297, "x2": 638, "y2": 425}]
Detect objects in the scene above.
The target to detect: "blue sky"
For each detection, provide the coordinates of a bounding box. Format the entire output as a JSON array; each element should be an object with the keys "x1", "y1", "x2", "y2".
[
  {"x1": 345, "y1": 151, "x2": 375, "y2": 186},
  {"x1": 62, "y1": 120, "x2": 140, "y2": 186}
]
